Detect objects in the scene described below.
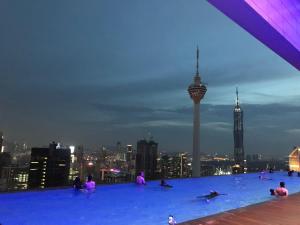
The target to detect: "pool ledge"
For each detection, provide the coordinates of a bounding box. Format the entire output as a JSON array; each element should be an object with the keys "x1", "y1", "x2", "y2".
[{"x1": 179, "y1": 192, "x2": 300, "y2": 225}]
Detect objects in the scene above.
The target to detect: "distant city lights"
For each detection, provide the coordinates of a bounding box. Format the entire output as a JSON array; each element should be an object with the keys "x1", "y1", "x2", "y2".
[{"x1": 110, "y1": 168, "x2": 120, "y2": 173}]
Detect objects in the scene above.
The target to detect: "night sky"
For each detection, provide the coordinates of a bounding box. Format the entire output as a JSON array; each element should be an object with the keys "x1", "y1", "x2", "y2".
[{"x1": 0, "y1": 0, "x2": 299, "y2": 157}]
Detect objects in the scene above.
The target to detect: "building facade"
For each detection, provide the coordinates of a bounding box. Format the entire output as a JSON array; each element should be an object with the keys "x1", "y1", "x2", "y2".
[
  {"x1": 28, "y1": 142, "x2": 71, "y2": 189},
  {"x1": 160, "y1": 153, "x2": 190, "y2": 178},
  {"x1": 0, "y1": 166, "x2": 29, "y2": 191}
]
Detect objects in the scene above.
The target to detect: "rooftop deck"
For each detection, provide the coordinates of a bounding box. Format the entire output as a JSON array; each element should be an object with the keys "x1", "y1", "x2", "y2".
[{"x1": 179, "y1": 192, "x2": 300, "y2": 225}]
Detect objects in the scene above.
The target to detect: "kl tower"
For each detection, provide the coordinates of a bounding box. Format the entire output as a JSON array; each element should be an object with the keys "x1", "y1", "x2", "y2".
[{"x1": 188, "y1": 47, "x2": 207, "y2": 177}]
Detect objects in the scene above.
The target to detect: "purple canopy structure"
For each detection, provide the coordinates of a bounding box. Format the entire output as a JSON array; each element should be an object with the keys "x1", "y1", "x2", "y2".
[{"x1": 208, "y1": 0, "x2": 300, "y2": 71}]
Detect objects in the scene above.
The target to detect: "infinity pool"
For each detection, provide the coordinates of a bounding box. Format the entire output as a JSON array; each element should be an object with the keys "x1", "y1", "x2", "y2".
[{"x1": 1, "y1": 172, "x2": 300, "y2": 225}]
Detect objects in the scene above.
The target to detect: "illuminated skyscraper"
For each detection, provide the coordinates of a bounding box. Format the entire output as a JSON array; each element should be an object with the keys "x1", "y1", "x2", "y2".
[
  {"x1": 233, "y1": 88, "x2": 245, "y2": 173},
  {"x1": 188, "y1": 47, "x2": 207, "y2": 177}
]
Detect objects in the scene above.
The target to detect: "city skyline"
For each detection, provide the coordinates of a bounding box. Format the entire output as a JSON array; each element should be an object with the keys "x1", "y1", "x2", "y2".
[{"x1": 0, "y1": 0, "x2": 299, "y2": 157}]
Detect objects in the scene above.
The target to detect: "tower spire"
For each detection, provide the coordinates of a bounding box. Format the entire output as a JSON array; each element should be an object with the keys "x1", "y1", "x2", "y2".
[
  {"x1": 236, "y1": 87, "x2": 239, "y2": 106},
  {"x1": 196, "y1": 46, "x2": 199, "y2": 76}
]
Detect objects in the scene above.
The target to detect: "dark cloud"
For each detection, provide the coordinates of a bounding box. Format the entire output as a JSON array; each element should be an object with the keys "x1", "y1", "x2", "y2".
[{"x1": 81, "y1": 102, "x2": 300, "y2": 156}]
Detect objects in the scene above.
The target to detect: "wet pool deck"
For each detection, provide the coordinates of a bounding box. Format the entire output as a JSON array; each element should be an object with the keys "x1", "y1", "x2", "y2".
[{"x1": 179, "y1": 192, "x2": 300, "y2": 225}]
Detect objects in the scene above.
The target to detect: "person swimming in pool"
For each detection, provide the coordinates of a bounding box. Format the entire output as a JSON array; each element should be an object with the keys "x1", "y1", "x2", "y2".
[
  {"x1": 259, "y1": 175, "x2": 272, "y2": 180},
  {"x1": 288, "y1": 170, "x2": 294, "y2": 176},
  {"x1": 160, "y1": 179, "x2": 172, "y2": 188},
  {"x1": 198, "y1": 191, "x2": 226, "y2": 200}
]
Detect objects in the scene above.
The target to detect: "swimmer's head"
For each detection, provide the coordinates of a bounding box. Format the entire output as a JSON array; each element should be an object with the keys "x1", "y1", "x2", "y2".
[{"x1": 168, "y1": 215, "x2": 176, "y2": 225}]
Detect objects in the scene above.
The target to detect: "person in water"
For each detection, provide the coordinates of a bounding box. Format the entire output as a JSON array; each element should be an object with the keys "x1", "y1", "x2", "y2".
[
  {"x1": 259, "y1": 175, "x2": 272, "y2": 180},
  {"x1": 168, "y1": 215, "x2": 176, "y2": 225},
  {"x1": 136, "y1": 172, "x2": 146, "y2": 185},
  {"x1": 288, "y1": 170, "x2": 294, "y2": 176},
  {"x1": 160, "y1": 179, "x2": 172, "y2": 188},
  {"x1": 270, "y1": 181, "x2": 288, "y2": 196},
  {"x1": 73, "y1": 176, "x2": 83, "y2": 190},
  {"x1": 85, "y1": 175, "x2": 96, "y2": 192},
  {"x1": 198, "y1": 191, "x2": 224, "y2": 200}
]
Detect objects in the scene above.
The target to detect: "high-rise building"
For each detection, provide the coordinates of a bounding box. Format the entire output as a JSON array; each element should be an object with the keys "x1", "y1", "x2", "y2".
[
  {"x1": 0, "y1": 165, "x2": 29, "y2": 191},
  {"x1": 135, "y1": 139, "x2": 158, "y2": 180},
  {"x1": 68, "y1": 145, "x2": 80, "y2": 182},
  {"x1": 160, "y1": 153, "x2": 190, "y2": 178},
  {"x1": 126, "y1": 144, "x2": 135, "y2": 177},
  {"x1": 75, "y1": 145, "x2": 84, "y2": 180},
  {"x1": 125, "y1": 144, "x2": 135, "y2": 181},
  {"x1": 0, "y1": 132, "x2": 4, "y2": 153},
  {"x1": 233, "y1": 88, "x2": 245, "y2": 173},
  {"x1": 0, "y1": 152, "x2": 12, "y2": 177},
  {"x1": 126, "y1": 144, "x2": 133, "y2": 162},
  {"x1": 28, "y1": 142, "x2": 71, "y2": 189},
  {"x1": 188, "y1": 47, "x2": 207, "y2": 177}
]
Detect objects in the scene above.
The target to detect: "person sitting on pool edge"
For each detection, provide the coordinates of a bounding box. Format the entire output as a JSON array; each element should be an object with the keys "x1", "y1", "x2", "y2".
[
  {"x1": 270, "y1": 181, "x2": 288, "y2": 196},
  {"x1": 85, "y1": 175, "x2": 96, "y2": 192},
  {"x1": 136, "y1": 172, "x2": 146, "y2": 185},
  {"x1": 160, "y1": 179, "x2": 172, "y2": 188}
]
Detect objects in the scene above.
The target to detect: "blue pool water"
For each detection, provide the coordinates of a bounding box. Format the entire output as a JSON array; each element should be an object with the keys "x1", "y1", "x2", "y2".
[{"x1": 1, "y1": 172, "x2": 300, "y2": 225}]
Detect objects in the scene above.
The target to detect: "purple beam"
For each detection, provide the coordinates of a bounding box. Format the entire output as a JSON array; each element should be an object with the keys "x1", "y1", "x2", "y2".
[{"x1": 208, "y1": 0, "x2": 300, "y2": 71}]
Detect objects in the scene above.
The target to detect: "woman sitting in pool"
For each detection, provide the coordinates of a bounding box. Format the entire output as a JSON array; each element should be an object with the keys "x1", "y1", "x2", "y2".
[
  {"x1": 136, "y1": 172, "x2": 146, "y2": 185},
  {"x1": 270, "y1": 181, "x2": 288, "y2": 196},
  {"x1": 84, "y1": 175, "x2": 96, "y2": 192}
]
